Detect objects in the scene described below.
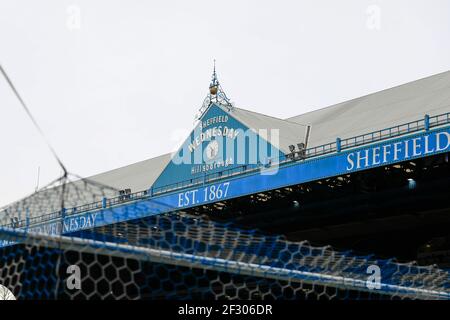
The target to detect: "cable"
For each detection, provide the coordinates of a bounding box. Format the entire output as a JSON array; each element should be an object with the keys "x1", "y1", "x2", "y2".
[{"x1": 0, "y1": 64, "x2": 67, "y2": 176}]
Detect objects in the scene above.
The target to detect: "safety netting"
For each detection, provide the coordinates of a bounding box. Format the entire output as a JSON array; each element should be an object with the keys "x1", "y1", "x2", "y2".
[{"x1": 0, "y1": 176, "x2": 449, "y2": 300}]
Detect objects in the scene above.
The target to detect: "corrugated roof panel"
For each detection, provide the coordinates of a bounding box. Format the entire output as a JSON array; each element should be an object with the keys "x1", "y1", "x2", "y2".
[
  {"x1": 286, "y1": 70, "x2": 450, "y2": 147},
  {"x1": 83, "y1": 70, "x2": 450, "y2": 191},
  {"x1": 87, "y1": 153, "x2": 171, "y2": 192},
  {"x1": 228, "y1": 106, "x2": 309, "y2": 153}
]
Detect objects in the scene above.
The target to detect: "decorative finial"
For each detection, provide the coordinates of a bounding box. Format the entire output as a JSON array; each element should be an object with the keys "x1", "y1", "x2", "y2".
[
  {"x1": 196, "y1": 61, "x2": 233, "y2": 120},
  {"x1": 209, "y1": 59, "x2": 219, "y2": 95},
  {"x1": 195, "y1": 61, "x2": 234, "y2": 121}
]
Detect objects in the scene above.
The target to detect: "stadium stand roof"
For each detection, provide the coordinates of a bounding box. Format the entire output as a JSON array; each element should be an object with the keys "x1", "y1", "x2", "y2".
[
  {"x1": 88, "y1": 70, "x2": 450, "y2": 192},
  {"x1": 3, "y1": 70, "x2": 450, "y2": 221},
  {"x1": 87, "y1": 153, "x2": 171, "y2": 192},
  {"x1": 287, "y1": 70, "x2": 450, "y2": 147},
  {"x1": 227, "y1": 106, "x2": 310, "y2": 153}
]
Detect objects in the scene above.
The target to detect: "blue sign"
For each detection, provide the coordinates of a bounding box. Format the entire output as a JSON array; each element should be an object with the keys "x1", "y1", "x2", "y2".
[
  {"x1": 2, "y1": 126, "x2": 449, "y2": 246},
  {"x1": 152, "y1": 103, "x2": 282, "y2": 189},
  {"x1": 171, "y1": 127, "x2": 450, "y2": 209}
]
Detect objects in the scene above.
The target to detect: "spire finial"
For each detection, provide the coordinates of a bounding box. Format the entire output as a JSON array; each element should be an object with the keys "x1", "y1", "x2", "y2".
[
  {"x1": 209, "y1": 59, "x2": 219, "y2": 93},
  {"x1": 196, "y1": 61, "x2": 234, "y2": 120}
]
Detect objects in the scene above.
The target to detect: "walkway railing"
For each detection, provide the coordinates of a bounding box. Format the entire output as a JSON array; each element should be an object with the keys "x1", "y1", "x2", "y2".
[
  {"x1": 2, "y1": 111, "x2": 450, "y2": 229},
  {"x1": 151, "y1": 111, "x2": 450, "y2": 194}
]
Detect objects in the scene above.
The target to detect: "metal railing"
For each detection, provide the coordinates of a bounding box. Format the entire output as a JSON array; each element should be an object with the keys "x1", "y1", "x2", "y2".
[
  {"x1": 150, "y1": 112, "x2": 449, "y2": 195},
  {"x1": 2, "y1": 111, "x2": 450, "y2": 229}
]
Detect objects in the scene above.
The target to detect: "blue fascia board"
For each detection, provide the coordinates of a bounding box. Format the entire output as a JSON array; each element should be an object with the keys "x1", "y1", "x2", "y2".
[{"x1": 2, "y1": 124, "x2": 449, "y2": 243}]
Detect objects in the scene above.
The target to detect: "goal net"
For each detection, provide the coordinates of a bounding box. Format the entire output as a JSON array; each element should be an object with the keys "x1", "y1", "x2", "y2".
[{"x1": 0, "y1": 176, "x2": 449, "y2": 300}]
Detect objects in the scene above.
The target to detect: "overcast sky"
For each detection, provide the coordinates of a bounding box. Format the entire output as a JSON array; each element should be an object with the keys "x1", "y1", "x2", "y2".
[{"x1": 1, "y1": 0, "x2": 450, "y2": 206}]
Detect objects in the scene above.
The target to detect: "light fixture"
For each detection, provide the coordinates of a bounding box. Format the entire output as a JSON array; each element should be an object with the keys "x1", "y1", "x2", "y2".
[
  {"x1": 297, "y1": 142, "x2": 306, "y2": 160},
  {"x1": 408, "y1": 178, "x2": 416, "y2": 189}
]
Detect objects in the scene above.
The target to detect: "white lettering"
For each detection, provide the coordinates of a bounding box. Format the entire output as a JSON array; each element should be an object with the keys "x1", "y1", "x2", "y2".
[
  {"x1": 436, "y1": 132, "x2": 450, "y2": 152},
  {"x1": 393, "y1": 142, "x2": 402, "y2": 161},
  {"x1": 382, "y1": 144, "x2": 391, "y2": 163},
  {"x1": 356, "y1": 150, "x2": 370, "y2": 169},
  {"x1": 424, "y1": 135, "x2": 435, "y2": 154},
  {"x1": 372, "y1": 147, "x2": 381, "y2": 165},
  {"x1": 347, "y1": 153, "x2": 355, "y2": 171},
  {"x1": 412, "y1": 137, "x2": 422, "y2": 157}
]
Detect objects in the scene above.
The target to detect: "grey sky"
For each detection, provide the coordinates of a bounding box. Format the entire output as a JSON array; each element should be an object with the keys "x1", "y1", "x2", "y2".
[{"x1": 1, "y1": 0, "x2": 450, "y2": 206}]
